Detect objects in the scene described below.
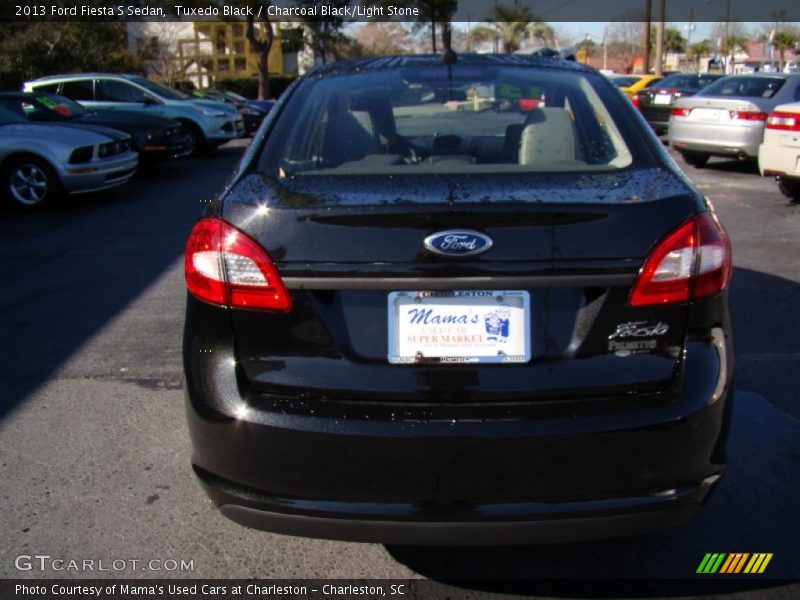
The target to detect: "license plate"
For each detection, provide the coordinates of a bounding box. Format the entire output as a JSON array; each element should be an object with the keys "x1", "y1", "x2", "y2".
[
  {"x1": 654, "y1": 94, "x2": 672, "y2": 105},
  {"x1": 692, "y1": 108, "x2": 720, "y2": 121},
  {"x1": 387, "y1": 290, "x2": 531, "y2": 364}
]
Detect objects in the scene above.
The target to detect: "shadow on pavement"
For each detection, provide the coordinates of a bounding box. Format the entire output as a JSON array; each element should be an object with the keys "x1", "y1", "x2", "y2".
[{"x1": 0, "y1": 145, "x2": 244, "y2": 420}]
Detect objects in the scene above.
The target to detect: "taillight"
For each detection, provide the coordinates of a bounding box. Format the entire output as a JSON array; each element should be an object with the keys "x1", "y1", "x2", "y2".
[
  {"x1": 670, "y1": 107, "x2": 691, "y2": 117},
  {"x1": 629, "y1": 213, "x2": 732, "y2": 307},
  {"x1": 766, "y1": 110, "x2": 800, "y2": 131},
  {"x1": 729, "y1": 110, "x2": 767, "y2": 121},
  {"x1": 185, "y1": 217, "x2": 291, "y2": 312},
  {"x1": 631, "y1": 93, "x2": 641, "y2": 109}
]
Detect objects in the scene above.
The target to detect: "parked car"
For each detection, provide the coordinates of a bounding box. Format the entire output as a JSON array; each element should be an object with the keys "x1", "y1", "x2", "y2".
[
  {"x1": 669, "y1": 72, "x2": 800, "y2": 166},
  {"x1": 758, "y1": 101, "x2": 800, "y2": 199},
  {"x1": 609, "y1": 74, "x2": 663, "y2": 98},
  {"x1": 0, "y1": 106, "x2": 137, "y2": 208},
  {"x1": 633, "y1": 73, "x2": 724, "y2": 134},
  {"x1": 194, "y1": 89, "x2": 273, "y2": 136},
  {"x1": 24, "y1": 73, "x2": 244, "y2": 155},
  {"x1": 0, "y1": 92, "x2": 192, "y2": 161},
  {"x1": 183, "y1": 54, "x2": 734, "y2": 545}
]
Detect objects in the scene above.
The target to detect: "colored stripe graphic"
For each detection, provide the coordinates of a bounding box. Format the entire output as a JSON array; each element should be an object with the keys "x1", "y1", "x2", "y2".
[
  {"x1": 720, "y1": 553, "x2": 750, "y2": 573},
  {"x1": 697, "y1": 553, "x2": 727, "y2": 573},
  {"x1": 744, "y1": 553, "x2": 773, "y2": 574},
  {"x1": 700, "y1": 553, "x2": 774, "y2": 574}
]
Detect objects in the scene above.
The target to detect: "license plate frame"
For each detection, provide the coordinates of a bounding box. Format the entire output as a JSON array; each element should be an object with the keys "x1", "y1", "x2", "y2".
[{"x1": 387, "y1": 290, "x2": 531, "y2": 365}]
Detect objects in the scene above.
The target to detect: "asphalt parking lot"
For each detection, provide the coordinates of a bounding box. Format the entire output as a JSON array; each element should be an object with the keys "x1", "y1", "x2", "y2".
[{"x1": 0, "y1": 140, "x2": 798, "y2": 594}]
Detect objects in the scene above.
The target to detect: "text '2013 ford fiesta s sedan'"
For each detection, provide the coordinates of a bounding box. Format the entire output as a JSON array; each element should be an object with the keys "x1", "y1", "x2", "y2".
[{"x1": 183, "y1": 55, "x2": 734, "y2": 545}]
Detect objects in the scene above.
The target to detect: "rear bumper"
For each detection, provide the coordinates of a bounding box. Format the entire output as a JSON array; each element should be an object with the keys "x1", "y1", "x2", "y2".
[
  {"x1": 758, "y1": 141, "x2": 800, "y2": 177},
  {"x1": 201, "y1": 470, "x2": 715, "y2": 545},
  {"x1": 184, "y1": 298, "x2": 733, "y2": 544},
  {"x1": 669, "y1": 119, "x2": 763, "y2": 158}
]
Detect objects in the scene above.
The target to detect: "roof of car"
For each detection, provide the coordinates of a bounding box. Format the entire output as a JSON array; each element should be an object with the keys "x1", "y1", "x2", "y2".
[
  {"x1": 29, "y1": 73, "x2": 141, "y2": 82},
  {"x1": 304, "y1": 53, "x2": 593, "y2": 78}
]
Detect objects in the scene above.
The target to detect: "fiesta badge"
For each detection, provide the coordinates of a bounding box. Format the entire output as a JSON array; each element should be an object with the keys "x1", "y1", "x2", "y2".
[{"x1": 424, "y1": 230, "x2": 493, "y2": 257}]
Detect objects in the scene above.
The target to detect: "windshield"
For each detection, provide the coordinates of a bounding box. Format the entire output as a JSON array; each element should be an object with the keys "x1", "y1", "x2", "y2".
[
  {"x1": 259, "y1": 66, "x2": 635, "y2": 178},
  {"x1": 699, "y1": 76, "x2": 786, "y2": 99},
  {"x1": 127, "y1": 76, "x2": 190, "y2": 101},
  {"x1": 34, "y1": 94, "x2": 88, "y2": 118}
]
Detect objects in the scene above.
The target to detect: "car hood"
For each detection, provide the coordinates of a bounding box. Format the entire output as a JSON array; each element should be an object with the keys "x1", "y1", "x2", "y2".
[
  {"x1": 33, "y1": 121, "x2": 131, "y2": 141},
  {"x1": 0, "y1": 122, "x2": 117, "y2": 145},
  {"x1": 190, "y1": 99, "x2": 238, "y2": 116}
]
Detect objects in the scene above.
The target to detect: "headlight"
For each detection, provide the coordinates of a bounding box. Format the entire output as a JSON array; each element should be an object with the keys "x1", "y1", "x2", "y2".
[
  {"x1": 98, "y1": 139, "x2": 131, "y2": 158},
  {"x1": 240, "y1": 107, "x2": 261, "y2": 116},
  {"x1": 69, "y1": 146, "x2": 94, "y2": 164},
  {"x1": 195, "y1": 107, "x2": 226, "y2": 118}
]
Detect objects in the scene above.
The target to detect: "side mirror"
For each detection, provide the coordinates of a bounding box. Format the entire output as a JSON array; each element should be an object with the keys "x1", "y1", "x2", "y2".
[{"x1": 141, "y1": 96, "x2": 160, "y2": 106}]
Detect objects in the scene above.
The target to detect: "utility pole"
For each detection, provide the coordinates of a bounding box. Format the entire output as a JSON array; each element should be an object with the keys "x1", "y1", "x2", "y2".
[
  {"x1": 654, "y1": 0, "x2": 665, "y2": 75},
  {"x1": 643, "y1": 0, "x2": 652, "y2": 74}
]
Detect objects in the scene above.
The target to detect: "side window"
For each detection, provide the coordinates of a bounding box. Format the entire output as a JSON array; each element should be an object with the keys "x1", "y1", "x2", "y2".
[
  {"x1": 96, "y1": 80, "x2": 146, "y2": 103},
  {"x1": 60, "y1": 80, "x2": 94, "y2": 101},
  {"x1": 794, "y1": 84, "x2": 800, "y2": 102},
  {"x1": 30, "y1": 83, "x2": 60, "y2": 94}
]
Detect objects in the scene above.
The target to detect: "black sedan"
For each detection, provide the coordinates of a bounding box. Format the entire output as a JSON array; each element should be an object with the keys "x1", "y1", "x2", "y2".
[
  {"x1": 183, "y1": 54, "x2": 734, "y2": 545},
  {"x1": 0, "y1": 92, "x2": 192, "y2": 160},
  {"x1": 633, "y1": 73, "x2": 724, "y2": 134}
]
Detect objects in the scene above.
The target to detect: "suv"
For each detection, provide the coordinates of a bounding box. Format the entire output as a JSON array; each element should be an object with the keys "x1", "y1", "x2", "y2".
[{"x1": 24, "y1": 73, "x2": 244, "y2": 154}]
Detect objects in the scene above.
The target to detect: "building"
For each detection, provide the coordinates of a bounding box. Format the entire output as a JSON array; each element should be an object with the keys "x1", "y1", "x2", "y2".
[{"x1": 128, "y1": 21, "x2": 305, "y2": 90}]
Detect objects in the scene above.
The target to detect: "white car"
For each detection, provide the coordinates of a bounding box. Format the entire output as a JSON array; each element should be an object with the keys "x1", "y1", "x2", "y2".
[{"x1": 758, "y1": 101, "x2": 800, "y2": 200}]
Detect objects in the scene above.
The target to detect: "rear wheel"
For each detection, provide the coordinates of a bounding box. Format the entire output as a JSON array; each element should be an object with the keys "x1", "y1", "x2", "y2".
[
  {"x1": 680, "y1": 151, "x2": 709, "y2": 168},
  {"x1": 777, "y1": 177, "x2": 800, "y2": 200},
  {"x1": 1, "y1": 156, "x2": 62, "y2": 209}
]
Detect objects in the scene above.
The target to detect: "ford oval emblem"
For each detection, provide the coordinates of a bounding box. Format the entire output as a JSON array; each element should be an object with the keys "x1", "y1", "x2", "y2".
[{"x1": 424, "y1": 230, "x2": 493, "y2": 257}]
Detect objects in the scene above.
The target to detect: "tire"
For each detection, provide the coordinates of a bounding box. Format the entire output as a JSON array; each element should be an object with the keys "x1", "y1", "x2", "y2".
[
  {"x1": 681, "y1": 151, "x2": 710, "y2": 168},
  {"x1": 777, "y1": 177, "x2": 800, "y2": 200},
  {"x1": 179, "y1": 122, "x2": 207, "y2": 157},
  {"x1": 1, "y1": 155, "x2": 62, "y2": 209}
]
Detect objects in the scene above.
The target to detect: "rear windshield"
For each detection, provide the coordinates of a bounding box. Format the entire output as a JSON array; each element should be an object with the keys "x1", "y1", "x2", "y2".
[
  {"x1": 658, "y1": 74, "x2": 703, "y2": 90},
  {"x1": 611, "y1": 76, "x2": 639, "y2": 88},
  {"x1": 700, "y1": 76, "x2": 785, "y2": 98},
  {"x1": 259, "y1": 65, "x2": 634, "y2": 177}
]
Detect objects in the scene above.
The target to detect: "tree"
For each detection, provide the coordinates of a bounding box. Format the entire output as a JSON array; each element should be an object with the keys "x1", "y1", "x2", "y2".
[
  {"x1": 385, "y1": 0, "x2": 457, "y2": 53},
  {"x1": 468, "y1": 4, "x2": 551, "y2": 54},
  {"x1": 687, "y1": 40, "x2": 712, "y2": 71},
  {"x1": 772, "y1": 30, "x2": 798, "y2": 71},
  {"x1": 575, "y1": 38, "x2": 598, "y2": 58},
  {"x1": 0, "y1": 22, "x2": 143, "y2": 89},
  {"x1": 246, "y1": 6, "x2": 275, "y2": 99},
  {"x1": 721, "y1": 34, "x2": 749, "y2": 69},
  {"x1": 607, "y1": 21, "x2": 645, "y2": 73},
  {"x1": 353, "y1": 22, "x2": 411, "y2": 56}
]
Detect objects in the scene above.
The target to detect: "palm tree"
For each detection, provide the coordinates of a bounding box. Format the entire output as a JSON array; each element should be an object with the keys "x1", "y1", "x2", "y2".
[
  {"x1": 721, "y1": 34, "x2": 748, "y2": 71},
  {"x1": 772, "y1": 30, "x2": 798, "y2": 72},
  {"x1": 687, "y1": 40, "x2": 712, "y2": 72},
  {"x1": 468, "y1": 4, "x2": 551, "y2": 54}
]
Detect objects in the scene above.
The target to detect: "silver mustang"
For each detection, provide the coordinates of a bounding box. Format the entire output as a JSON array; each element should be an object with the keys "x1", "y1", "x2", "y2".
[{"x1": 0, "y1": 106, "x2": 138, "y2": 208}]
